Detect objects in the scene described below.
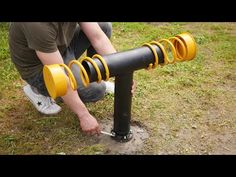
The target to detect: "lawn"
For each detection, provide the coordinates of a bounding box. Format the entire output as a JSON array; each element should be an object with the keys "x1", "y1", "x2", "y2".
[{"x1": 0, "y1": 22, "x2": 235, "y2": 154}]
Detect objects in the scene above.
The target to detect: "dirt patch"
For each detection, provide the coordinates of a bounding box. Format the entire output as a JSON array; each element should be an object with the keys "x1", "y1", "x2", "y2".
[
  {"x1": 209, "y1": 133, "x2": 236, "y2": 155},
  {"x1": 97, "y1": 120, "x2": 149, "y2": 154}
]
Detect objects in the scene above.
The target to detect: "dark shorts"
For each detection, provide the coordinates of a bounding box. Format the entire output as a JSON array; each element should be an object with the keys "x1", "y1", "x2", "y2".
[{"x1": 26, "y1": 22, "x2": 112, "y2": 103}]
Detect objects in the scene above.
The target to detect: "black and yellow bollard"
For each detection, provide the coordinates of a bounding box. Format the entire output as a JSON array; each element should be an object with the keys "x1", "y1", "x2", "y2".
[{"x1": 43, "y1": 32, "x2": 197, "y2": 142}]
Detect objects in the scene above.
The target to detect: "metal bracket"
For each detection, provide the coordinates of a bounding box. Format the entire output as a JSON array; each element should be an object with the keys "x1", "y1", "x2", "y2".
[{"x1": 111, "y1": 129, "x2": 133, "y2": 143}]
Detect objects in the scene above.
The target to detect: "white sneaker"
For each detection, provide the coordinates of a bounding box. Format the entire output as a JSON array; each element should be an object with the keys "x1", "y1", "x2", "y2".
[
  {"x1": 23, "y1": 84, "x2": 61, "y2": 115},
  {"x1": 105, "y1": 81, "x2": 115, "y2": 94}
]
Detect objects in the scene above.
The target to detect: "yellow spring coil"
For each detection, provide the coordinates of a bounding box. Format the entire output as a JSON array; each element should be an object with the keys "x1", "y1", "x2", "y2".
[
  {"x1": 43, "y1": 54, "x2": 110, "y2": 99},
  {"x1": 43, "y1": 32, "x2": 196, "y2": 99},
  {"x1": 142, "y1": 32, "x2": 196, "y2": 69}
]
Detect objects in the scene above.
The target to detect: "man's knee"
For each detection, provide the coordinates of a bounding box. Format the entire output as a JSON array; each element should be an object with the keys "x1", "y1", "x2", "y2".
[
  {"x1": 97, "y1": 22, "x2": 112, "y2": 38},
  {"x1": 78, "y1": 81, "x2": 106, "y2": 103}
]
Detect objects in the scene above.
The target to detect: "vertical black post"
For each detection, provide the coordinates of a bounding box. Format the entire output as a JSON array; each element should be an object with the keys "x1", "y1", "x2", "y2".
[{"x1": 111, "y1": 72, "x2": 133, "y2": 142}]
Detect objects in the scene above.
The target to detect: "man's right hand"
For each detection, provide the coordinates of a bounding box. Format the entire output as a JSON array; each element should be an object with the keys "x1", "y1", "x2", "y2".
[{"x1": 79, "y1": 113, "x2": 101, "y2": 136}]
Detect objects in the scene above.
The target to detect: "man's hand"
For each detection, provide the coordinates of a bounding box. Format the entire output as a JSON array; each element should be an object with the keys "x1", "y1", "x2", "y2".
[{"x1": 79, "y1": 113, "x2": 101, "y2": 136}]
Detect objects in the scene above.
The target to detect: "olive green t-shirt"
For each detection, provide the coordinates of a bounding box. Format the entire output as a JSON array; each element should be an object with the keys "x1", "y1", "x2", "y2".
[{"x1": 9, "y1": 22, "x2": 78, "y2": 80}]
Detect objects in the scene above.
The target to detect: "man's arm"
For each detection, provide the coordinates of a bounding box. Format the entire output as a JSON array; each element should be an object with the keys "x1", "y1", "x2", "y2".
[
  {"x1": 79, "y1": 22, "x2": 117, "y2": 55},
  {"x1": 80, "y1": 22, "x2": 136, "y2": 94},
  {"x1": 36, "y1": 50, "x2": 100, "y2": 135}
]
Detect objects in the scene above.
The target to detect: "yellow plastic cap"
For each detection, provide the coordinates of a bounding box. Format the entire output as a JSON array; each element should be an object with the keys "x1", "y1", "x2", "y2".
[
  {"x1": 43, "y1": 64, "x2": 67, "y2": 99},
  {"x1": 174, "y1": 32, "x2": 197, "y2": 61}
]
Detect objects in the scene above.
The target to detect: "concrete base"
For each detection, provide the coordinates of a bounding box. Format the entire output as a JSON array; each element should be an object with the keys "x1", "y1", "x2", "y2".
[{"x1": 97, "y1": 121, "x2": 149, "y2": 154}]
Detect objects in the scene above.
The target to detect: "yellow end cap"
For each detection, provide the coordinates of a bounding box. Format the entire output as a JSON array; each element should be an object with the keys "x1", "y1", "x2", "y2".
[
  {"x1": 43, "y1": 64, "x2": 67, "y2": 99},
  {"x1": 175, "y1": 32, "x2": 197, "y2": 61}
]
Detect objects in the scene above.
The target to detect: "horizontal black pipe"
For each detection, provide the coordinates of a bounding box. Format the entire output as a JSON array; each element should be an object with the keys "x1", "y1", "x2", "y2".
[{"x1": 82, "y1": 45, "x2": 164, "y2": 82}]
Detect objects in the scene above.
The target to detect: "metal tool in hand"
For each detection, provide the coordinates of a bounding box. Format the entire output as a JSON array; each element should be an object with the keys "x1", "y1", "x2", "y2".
[{"x1": 101, "y1": 131, "x2": 115, "y2": 137}]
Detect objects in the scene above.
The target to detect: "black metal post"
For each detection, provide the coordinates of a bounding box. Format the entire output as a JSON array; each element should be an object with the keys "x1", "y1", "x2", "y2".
[
  {"x1": 81, "y1": 45, "x2": 164, "y2": 142},
  {"x1": 112, "y1": 72, "x2": 133, "y2": 142}
]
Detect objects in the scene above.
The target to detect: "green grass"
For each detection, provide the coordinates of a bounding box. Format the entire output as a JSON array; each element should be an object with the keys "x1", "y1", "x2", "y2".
[
  {"x1": 0, "y1": 22, "x2": 236, "y2": 154},
  {"x1": 0, "y1": 23, "x2": 10, "y2": 60},
  {"x1": 0, "y1": 23, "x2": 19, "y2": 90}
]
